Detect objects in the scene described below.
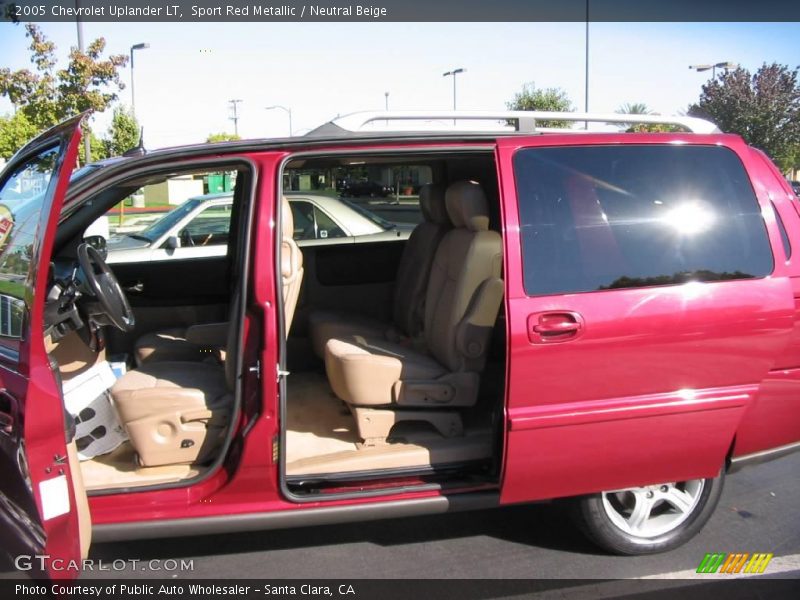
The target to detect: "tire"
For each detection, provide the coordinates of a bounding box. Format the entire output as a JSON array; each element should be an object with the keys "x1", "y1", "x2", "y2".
[{"x1": 571, "y1": 470, "x2": 725, "y2": 555}]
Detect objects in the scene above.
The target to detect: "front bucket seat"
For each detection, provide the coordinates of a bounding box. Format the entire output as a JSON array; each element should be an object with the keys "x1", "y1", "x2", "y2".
[{"x1": 133, "y1": 195, "x2": 303, "y2": 365}]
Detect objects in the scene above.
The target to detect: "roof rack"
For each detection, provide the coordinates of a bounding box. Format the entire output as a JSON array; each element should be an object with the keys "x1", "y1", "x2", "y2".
[{"x1": 326, "y1": 111, "x2": 720, "y2": 135}]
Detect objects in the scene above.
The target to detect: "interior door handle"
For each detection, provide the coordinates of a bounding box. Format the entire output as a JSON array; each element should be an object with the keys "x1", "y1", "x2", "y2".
[
  {"x1": 124, "y1": 281, "x2": 144, "y2": 293},
  {"x1": 528, "y1": 311, "x2": 585, "y2": 343}
]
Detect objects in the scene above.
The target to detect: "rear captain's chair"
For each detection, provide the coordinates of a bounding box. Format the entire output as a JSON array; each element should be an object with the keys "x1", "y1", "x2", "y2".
[
  {"x1": 308, "y1": 183, "x2": 449, "y2": 357},
  {"x1": 324, "y1": 180, "x2": 504, "y2": 444}
]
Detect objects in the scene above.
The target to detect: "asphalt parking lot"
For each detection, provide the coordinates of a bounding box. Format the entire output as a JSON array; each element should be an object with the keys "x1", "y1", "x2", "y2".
[{"x1": 85, "y1": 453, "x2": 800, "y2": 581}]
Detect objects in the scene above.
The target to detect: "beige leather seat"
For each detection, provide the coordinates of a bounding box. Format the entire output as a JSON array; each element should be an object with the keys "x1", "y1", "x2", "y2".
[
  {"x1": 133, "y1": 196, "x2": 303, "y2": 365},
  {"x1": 112, "y1": 197, "x2": 303, "y2": 467},
  {"x1": 111, "y1": 358, "x2": 233, "y2": 466},
  {"x1": 134, "y1": 322, "x2": 229, "y2": 365},
  {"x1": 308, "y1": 183, "x2": 449, "y2": 357},
  {"x1": 324, "y1": 180, "x2": 503, "y2": 444},
  {"x1": 281, "y1": 194, "x2": 304, "y2": 334}
]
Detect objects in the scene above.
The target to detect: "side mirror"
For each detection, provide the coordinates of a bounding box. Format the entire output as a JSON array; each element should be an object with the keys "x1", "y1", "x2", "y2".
[
  {"x1": 83, "y1": 235, "x2": 107, "y2": 260},
  {"x1": 165, "y1": 235, "x2": 180, "y2": 250}
]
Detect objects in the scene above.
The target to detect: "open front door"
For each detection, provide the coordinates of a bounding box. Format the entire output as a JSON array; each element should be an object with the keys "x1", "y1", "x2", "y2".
[{"x1": 0, "y1": 114, "x2": 88, "y2": 579}]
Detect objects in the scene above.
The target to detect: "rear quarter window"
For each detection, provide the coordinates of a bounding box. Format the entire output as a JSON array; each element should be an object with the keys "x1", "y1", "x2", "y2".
[{"x1": 513, "y1": 145, "x2": 773, "y2": 296}]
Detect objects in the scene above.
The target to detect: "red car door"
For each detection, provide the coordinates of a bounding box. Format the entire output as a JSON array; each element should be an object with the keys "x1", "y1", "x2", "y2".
[
  {"x1": 0, "y1": 114, "x2": 86, "y2": 578},
  {"x1": 496, "y1": 134, "x2": 795, "y2": 504},
  {"x1": 729, "y1": 148, "x2": 800, "y2": 461}
]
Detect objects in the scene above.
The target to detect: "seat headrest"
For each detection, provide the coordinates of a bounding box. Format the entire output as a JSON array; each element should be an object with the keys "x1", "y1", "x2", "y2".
[
  {"x1": 445, "y1": 180, "x2": 489, "y2": 231},
  {"x1": 281, "y1": 196, "x2": 293, "y2": 238},
  {"x1": 419, "y1": 183, "x2": 449, "y2": 225}
]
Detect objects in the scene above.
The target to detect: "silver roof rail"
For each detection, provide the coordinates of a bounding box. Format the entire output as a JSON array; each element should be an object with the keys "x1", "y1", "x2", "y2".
[{"x1": 327, "y1": 111, "x2": 720, "y2": 135}]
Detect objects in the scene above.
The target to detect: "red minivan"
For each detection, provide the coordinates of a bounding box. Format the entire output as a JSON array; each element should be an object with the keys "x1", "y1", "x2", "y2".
[{"x1": 2, "y1": 111, "x2": 799, "y2": 579}]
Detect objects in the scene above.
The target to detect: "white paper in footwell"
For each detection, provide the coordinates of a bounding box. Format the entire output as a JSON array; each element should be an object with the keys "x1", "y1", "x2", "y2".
[{"x1": 62, "y1": 361, "x2": 128, "y2": 460}]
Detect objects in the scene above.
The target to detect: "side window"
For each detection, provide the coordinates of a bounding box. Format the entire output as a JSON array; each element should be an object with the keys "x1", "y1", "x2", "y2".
[
  {"x1": 177, "y1": 203, "x2": 232, "y2": 247},
  {"x1": 514, "y1": 145, "x2": 773, "y2": 296},
  {"x1": 289, "y1": 200, "x2": 346, "y2": 240},
  {"x1": 290, "y1": 201, "x2": 315, "y2": 239},
  {"x1": 311, "y1": 204, "x2": 345, "y2": 239},
  {"x1": 91, "y1": 170, "x2": 237, "y2": 262},
  {"x1": 772, "y1": 201, "x2": 792, "y2": 260},
  {"x1": 283, "y1": 160, "x2": 436, "y2": 240},
  {"x1": 0, "y1": 146, "x2": 60, "y2": 343}
]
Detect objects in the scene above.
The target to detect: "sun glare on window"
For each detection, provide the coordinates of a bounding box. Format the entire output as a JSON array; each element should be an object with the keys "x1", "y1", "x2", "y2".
[{"x1": 663, "y1": 201, "x2": 716, "y2": 235}]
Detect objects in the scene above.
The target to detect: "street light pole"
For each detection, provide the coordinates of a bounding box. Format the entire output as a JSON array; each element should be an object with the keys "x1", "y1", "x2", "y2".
[
  {"x1": 384, "y1": 91, "x2": 389, "y2": 110},
  {"x1": 584, "y1": 0, "x2": 589, "y2": 129},
  {"x1": 689, "y1": 61, "x2": 738, "y2": 79},
  {"x1": 443, "y1": 68, "x2": 465, "y2": 124},
  {"x1": 229, "y1": 99, "x2": 243, "y2": 136},
  {"x1": 130, "y1": 42, "x2": 150, "y2": 122},
  {"x1": 75, "y1": 0, "x2": 90, "y2": 164},
  {"x1": 266, "y1": 105, "x2": 292, "y2": 136}
]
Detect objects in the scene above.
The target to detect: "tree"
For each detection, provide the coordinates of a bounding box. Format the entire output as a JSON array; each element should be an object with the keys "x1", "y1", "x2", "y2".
[
  {"x1": 0, "y1": 111, "x2": 38, "y2": 159},
  {"x1": 103, "y1": 106, "x2": 140, "y2": 157},
  {"x1": 615, "y1": 102, "x2": 679, "y2": 133},
  {"x1": 0, "y1": 24, "x2": 128, "y2": 154},
  {"x1": 617, "y1": 102, "x2": 651, "y2": 116},
  {"x1": 87, "y1": 128, "x2": 107, "y2": 163},
  {"x1": 506, "y1": 83, "x2": 574, "y2": 128},
  {"x1": 206, "y1": 132, "x2": 241, "y2": 143},
  {"x1": 688, "y1": 63, "x2": 800, "y2": 172}
]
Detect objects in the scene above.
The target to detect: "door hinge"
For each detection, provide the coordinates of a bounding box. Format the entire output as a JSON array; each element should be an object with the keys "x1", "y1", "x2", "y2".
[{"x1": 248, "y1": 360, "x2": 261, "y2": 379}]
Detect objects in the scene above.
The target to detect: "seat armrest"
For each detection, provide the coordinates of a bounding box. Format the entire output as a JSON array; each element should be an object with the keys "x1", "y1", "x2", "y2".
[{"x1": 185, "y1": 322, "x2": 230, "y2": 347}]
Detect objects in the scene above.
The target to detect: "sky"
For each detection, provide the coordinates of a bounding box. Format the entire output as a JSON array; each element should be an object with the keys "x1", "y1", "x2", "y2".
[{"x1": 1, "y1": 21, "x2": 799, "y2": 149}]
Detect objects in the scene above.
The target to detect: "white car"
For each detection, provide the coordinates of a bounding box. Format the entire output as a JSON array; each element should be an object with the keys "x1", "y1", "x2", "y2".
[{"x1": 104, "y1": 192, "x2": 411, "y2": 263}]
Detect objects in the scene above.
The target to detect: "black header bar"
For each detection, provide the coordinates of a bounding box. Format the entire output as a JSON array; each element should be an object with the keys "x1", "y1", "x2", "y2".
[{"x1": 2, "y1": 0, "x2": 800, "y2": 23}]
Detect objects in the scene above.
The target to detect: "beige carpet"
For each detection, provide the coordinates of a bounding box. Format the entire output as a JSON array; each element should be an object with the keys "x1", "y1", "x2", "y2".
[
  {"x1": 80, "y1": 442, "x2": 204, "y2": 491},
  {"x1": 285, "y1": 372, "x2": 493, "y2": 476},
  {"x1": 285, "y1": 372, "x2": 361, "y2": 465}
]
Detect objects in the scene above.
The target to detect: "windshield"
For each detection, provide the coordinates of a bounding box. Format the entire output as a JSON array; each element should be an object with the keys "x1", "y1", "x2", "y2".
[
  {"x1": 337, "y1": 197, "x2": 395, "y2": 230},
  {"x1": 137, "y1": 197, "x2": 205, "y2": 242}
]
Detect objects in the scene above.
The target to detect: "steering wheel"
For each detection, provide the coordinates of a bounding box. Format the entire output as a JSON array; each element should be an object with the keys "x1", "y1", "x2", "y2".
[
  {"x1": 76, "y1": 243, "x2": 136, "y2": 332},
  {"x1": 180, "y1": 228, "x2": 195, "y2": 247}
]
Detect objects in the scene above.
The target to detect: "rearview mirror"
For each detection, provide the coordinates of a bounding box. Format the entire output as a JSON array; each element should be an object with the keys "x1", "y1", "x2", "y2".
[
  {"x1": 83, "y1": 235, "x2": 107, "y2": 259},
  {"x1": 165, "y1": 235, "x2": 180, "y2": 250}
]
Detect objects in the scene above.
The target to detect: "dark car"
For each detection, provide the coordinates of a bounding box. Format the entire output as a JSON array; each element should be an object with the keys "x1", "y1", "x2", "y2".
[
  {"x1": 790, "y1": 180, "x2": 800, "y2": 197},
  {"x1": 340, "y1": 179, "x2": 390, "y2": 198}
]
